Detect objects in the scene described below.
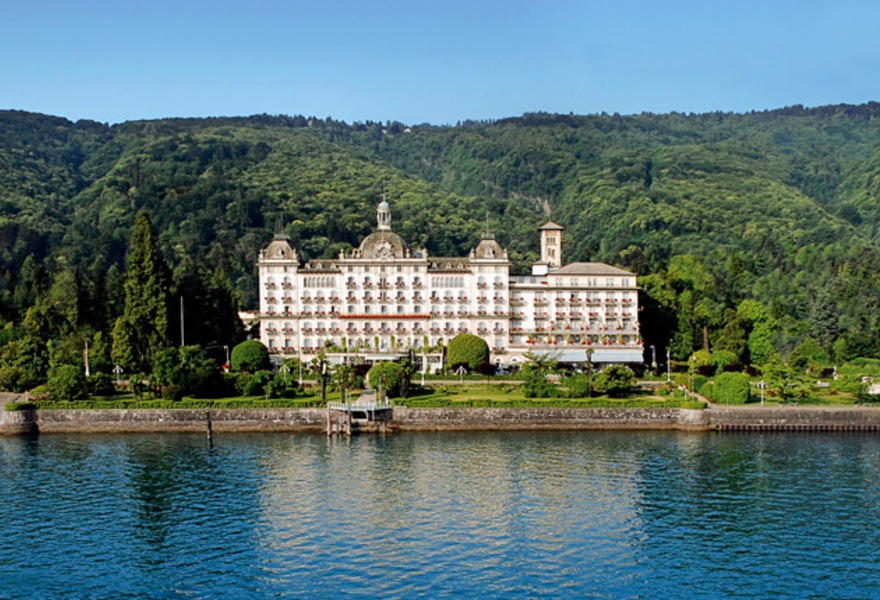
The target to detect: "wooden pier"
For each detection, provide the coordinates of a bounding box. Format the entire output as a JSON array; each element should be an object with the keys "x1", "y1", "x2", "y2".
[{"x1": 326, "y1": 390, "x2": 393, "y2": 436}]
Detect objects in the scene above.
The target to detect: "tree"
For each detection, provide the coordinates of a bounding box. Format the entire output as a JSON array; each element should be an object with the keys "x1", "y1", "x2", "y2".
[
  {"x1": 111, "y1": 212, "x2": 171, "y2": 372},
  {"x1": 231, "y1": 340, "x2": 270, "y2": 372},
  {"x1": 707, "y1": 372, "x2": 751, "y2": 404},
  {"x1": 593, "y1": 365, "x2": 636, "y2": 397},
  {"x1": 447, "y1": 333, "x2": 489, "y2": 370},
  {"x1": 368, "y1": 361, "x2": 404, "y2": 397},
  {"x1": 334, "y1": 363, "x2": 356, "y2": 403},
  {"x1": 811, "y1": 287, "x2": 839, "y2": 350},
  {"x1": 310, "y1": 350, "x2": 332, "y2": 401},
  {"x1": 48, "y1": 364, "x2": 89, "y2": 400}
]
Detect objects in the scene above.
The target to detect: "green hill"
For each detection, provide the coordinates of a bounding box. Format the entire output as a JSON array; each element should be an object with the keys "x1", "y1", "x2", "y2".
[{"x1": 3, "y1": 104, "x2": 880, "y2": 362}]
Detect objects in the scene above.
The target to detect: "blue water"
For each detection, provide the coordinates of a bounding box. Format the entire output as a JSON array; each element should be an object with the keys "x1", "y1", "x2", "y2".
[{"x1": 1, "y1": 431, "x2": 878, "y2": 599}]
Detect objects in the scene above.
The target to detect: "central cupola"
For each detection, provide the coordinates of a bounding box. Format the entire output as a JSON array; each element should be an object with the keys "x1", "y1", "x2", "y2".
[{"x1": 377, "y1": 198, "x2": 391, "y2": 231}]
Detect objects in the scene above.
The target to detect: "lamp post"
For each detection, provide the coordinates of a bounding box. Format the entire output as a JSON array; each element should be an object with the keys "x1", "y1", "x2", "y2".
[
  {"x1": 666, "y1": 348, "x2": 671, "y2": 383},
  {"x1": 113, "y1": 365, "x2": 124, "y2": 386},
  {"x1": 650, "y1": 344, "x2": 656, "y2": 373},
  {"x1": 758, "y1": 380, "x2": 767, "y2": 407},
  {"x1": 224, "y1": 345, "x2": 230, "y2": 368}
]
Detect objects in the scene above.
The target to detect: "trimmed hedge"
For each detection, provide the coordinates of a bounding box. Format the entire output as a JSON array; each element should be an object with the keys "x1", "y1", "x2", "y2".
[
  {"x1": 447, "y1": 333, "x2": 489, "y2": 370},
  {"x1": 707, "y1": 372, "x2": 751, "y2": 404},
  {"x1": 398, "y1": 397, "x2": 706, "y2": 409},
  {"x1": 10, "y1": 397, "x2": 327, "y2": 410}
]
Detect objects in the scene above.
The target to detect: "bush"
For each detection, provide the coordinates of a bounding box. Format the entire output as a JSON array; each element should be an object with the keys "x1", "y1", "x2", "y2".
[
  {"x1": 48, "y1": 365, "x2": 89, "y2": 401},
  {"x1": 690, "y1": 350, "x2": 715, "y2": 376},
  {"x1": 162, "y1": 385, "x2": 185, "y2": 401},
  {"x1": 89, "y1": 373, "x2": 116, "y2": 396},
  {"x1": 593, "y1": 365, "x2": 636, "y2": 397},
  {"x1": 368, "y1": 362, "x2": 404, "y2": 397},
  {"x1": 564, "y1": 373, "x2": 592, "y2": 398},
  {"x1": 447, "y1": 333, "x2": 489, "y2": 370},
  {"x1": 231, "y1": 340, "x2": 270, "y2": 373},
  {"x1": 0, "y1": 365, "x2": 41, "y2": 393},
  {"x1": 711, "y1": 350, "x2": 741, "y2": 373},
  {"x1": 708, "y1": 372, "x2": 751, "y2": 404},
  {"x1": 522, "y1": 367, "x2": 558, "y2": 398}
]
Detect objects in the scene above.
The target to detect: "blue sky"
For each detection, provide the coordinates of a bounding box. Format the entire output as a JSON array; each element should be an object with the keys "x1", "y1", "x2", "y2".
[{"x1": 2, "y1": 0, "x2": 879, "y2": 124}]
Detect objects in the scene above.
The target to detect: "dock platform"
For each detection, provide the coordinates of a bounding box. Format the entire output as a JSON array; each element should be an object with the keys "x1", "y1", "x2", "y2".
[{"x1": 326, "y1": 390, "x2": 393, "y2": 436}]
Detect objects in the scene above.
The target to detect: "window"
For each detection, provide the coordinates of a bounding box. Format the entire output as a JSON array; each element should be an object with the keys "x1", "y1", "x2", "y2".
[
  {"x1": 397, "y1": 306, "x2": 404, "y2": 314},
  {"x1": 606, "y1": 278, "x2": 615, "y2": 287}
]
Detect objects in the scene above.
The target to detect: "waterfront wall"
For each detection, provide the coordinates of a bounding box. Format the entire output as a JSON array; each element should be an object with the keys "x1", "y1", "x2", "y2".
[
  {"x1": 391, "y1": 407, "x2": 686, "y2": 430},
  {"x1": 1, "y1": 407, "x2": 327, "y2": 434},
  {"x1": 4, "y1": 404, "x2": 880, "y2": 435}
]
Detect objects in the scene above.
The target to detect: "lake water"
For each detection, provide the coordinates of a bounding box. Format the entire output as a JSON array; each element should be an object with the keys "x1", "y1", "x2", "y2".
[{"x1": 1, "y1": 430, "x2": 878, "y2": 599}]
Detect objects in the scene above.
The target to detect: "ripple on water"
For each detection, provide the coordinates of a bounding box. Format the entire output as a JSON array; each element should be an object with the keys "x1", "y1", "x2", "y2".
[{"x1": 1, "y1": 431, "x2": 879, "y2": 599}]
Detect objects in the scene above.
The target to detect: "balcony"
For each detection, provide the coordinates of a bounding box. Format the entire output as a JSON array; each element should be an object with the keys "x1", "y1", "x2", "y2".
[
  {"x1": 493, "y1": 282, "x2": 505, "y2": 289},
  {"x1": 264, "y1": 283, "x2": 277, "y2": 290},
  {"x1": 413, "y1": 281, "x2": 423, "y2": 289},
  {"x1": 534, "y1": 298, "x2": 548, "y2": 306},
  {"x1": 510, "y1": 297, "x2": 524, "y2": 305},
  {"x1": 430, "y1": 297, "x2": 440, "y2": 303}
]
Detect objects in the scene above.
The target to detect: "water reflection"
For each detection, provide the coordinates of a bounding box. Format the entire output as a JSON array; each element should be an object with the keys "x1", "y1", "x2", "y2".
[{"x1": 1, "y1": 431, "x2": 879, "y2": 599}]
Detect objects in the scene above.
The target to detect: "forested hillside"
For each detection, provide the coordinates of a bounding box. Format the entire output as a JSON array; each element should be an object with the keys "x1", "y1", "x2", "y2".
[{"x1": 3, "y1": 103, "x2": 880, "y2": 369}]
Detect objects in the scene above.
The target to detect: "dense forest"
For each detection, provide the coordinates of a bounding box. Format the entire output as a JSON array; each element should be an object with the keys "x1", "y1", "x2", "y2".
[{"x1": 3, "y1": 103, "x2": 880, "y2": 379}]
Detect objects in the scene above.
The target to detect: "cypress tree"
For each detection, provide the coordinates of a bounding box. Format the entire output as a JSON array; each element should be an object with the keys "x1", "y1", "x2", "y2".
[{"x1": 111, "y1": 212, "x2": 171, "y2": 372}]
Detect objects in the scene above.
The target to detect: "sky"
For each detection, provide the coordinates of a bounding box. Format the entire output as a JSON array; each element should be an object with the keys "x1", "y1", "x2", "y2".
[{"x1": 2, "y1": 0, "x2": 880, "y2": 125}]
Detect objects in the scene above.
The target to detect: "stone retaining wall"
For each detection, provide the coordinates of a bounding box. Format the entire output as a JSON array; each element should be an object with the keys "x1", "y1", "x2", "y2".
[
  {"x1": 4, "y1": 404, "x2": 880, "y2": 435},
  {"x1": 391, "y1": 407, "x2": 688, "y2": 430}
]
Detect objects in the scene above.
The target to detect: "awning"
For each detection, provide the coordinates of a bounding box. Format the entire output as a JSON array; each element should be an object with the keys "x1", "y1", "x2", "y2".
[{"x1": 530, "y1": 349, "x2": 644, "y2": 363}]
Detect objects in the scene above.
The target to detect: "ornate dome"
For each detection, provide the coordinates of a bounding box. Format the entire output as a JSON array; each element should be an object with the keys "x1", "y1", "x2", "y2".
[{"x1": 358, "y1": 230, "x2": 409, "y2": 259}]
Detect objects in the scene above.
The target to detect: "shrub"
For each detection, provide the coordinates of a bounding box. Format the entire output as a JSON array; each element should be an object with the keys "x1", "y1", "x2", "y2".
[
  {"x1": 522, "y1": 368, "x2": 558, "y2": 398},
  {"x1": 593, "y1": 365, "x2": 636, "y2": 397},
  {"x1": 690, "y1": 350, "x2": 715, "y2": 376},
  {"x1": 564, "y1": 373, "x2": 592, "y2": 398},
  {"x1": 48, "y1": 365, "x2": 89, "y2": 401},
  {"x1": 0, "y1": 365, "x2": 41, "y2": 393},
  {"x1": 368, "y1": 362, "x2": 404, "y2": 397},
  {"x1": 244, "y1": 370, "x2": 274, "y2": 397},
  {"x1": 162, "y1": 385, "x2": 185, "y2": 401},
  {"x1": 708, "y1": 372, "x2": 751, "y2": 404},
  {"x1": 447, "y1": 333, "x2": 489, "y2": 370},
  {"x1": 231, "y1": 340, "x2": 270, "y2": 373},
  {"x1": 89, "y1": 373, "x2": 116, "y2": 396},
  {"x1": 711, "y1": 350, "x2": 741, "y2": 373}
]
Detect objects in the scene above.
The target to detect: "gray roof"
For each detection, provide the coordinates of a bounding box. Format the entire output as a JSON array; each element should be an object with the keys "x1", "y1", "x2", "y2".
[
  {"x1": 531, "y1": 349, "x2": 645, "y2": 363},
  {"x1": 550, "y1": 262, "x2": 634, "y2": 276},
  {"x1": 539, "y1": 220, "x2": 564, "y2": 231}
]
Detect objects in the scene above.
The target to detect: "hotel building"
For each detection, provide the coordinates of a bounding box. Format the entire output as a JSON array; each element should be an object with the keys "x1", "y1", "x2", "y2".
[{"x1": 257, "y1": 200, "x2": 643, "y2": 371}]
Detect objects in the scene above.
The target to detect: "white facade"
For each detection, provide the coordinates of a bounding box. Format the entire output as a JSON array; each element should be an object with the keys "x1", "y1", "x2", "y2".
[{"x1": 257, "y1": 201, "x2": 643, "y2": 370}]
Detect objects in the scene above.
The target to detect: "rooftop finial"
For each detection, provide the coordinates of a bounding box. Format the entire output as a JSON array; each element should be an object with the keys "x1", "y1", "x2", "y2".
[
  {"x1": 273, "y1": 213, "x2": 290, "y2": 239},
  {"x1": 377, "y1": 181, "x2": 391, "y2": 231}
]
